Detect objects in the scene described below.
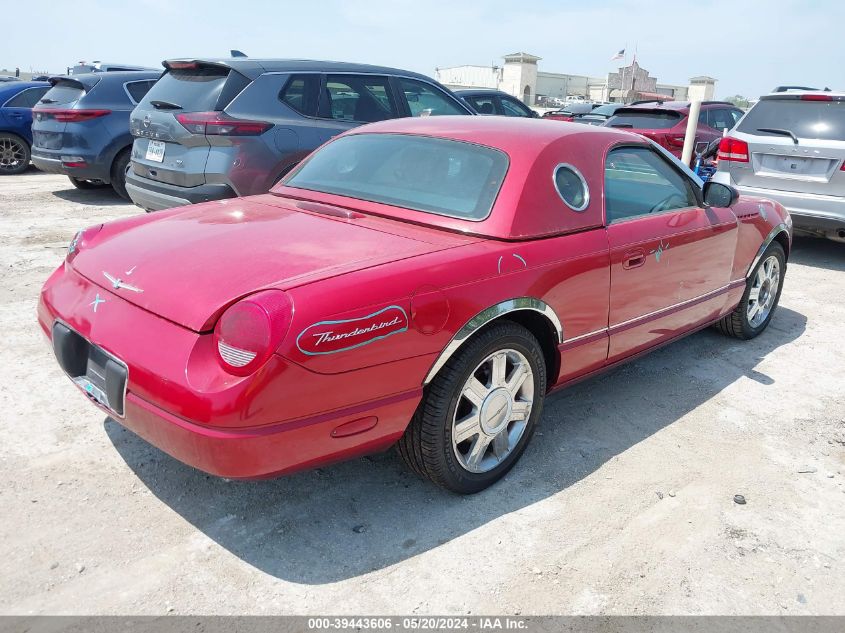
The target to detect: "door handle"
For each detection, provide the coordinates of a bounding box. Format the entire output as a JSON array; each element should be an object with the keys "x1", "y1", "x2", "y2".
[{"x1": 623, "y1": 249, "x2": 646, "y2": 269}]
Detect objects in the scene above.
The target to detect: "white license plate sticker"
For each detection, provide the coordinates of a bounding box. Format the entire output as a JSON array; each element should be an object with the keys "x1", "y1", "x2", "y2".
[{"x1": 145, "y1": 140, "x2": 165, "y2": 163}]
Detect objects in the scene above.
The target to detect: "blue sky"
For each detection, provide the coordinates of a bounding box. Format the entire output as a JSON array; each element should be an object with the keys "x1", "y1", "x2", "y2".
[{"x1": 2, "y1": 0, "x2": 842, "y2": 98}]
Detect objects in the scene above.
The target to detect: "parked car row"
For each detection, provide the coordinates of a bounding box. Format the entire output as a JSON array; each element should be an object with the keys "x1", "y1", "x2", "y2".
[
  {"x1": 604, "y1": 100, "x2": 745, "y2": 159},
  {"x1": 4, "y1": 57, "x2": 843, "y2": 243}
]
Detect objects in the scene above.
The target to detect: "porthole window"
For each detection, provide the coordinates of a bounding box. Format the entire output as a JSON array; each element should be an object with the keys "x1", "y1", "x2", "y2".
[{"x1": 553, "y1": 163, "x2": 589, "y2": 212}]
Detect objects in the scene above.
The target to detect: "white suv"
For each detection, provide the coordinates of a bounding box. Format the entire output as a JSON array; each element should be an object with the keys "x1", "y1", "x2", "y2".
[{"x1": 713, "y1": 91, "x2": 845, "y2": 242}]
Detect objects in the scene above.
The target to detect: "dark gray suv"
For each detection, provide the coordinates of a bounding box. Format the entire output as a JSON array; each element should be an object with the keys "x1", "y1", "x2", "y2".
[{"x1": 126, "y1": 58, "x2": 474, "y2": 211}]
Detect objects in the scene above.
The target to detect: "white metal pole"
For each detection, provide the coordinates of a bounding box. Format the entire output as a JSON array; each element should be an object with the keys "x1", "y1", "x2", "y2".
[{"x1": 681, "y1": 100, "x2": 702, "y2": 165}]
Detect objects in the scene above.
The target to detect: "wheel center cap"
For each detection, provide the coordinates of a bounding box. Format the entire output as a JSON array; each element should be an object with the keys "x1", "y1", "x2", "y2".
[{"x1": 480, "y1": 388, "x2": 513, "y2": 436}]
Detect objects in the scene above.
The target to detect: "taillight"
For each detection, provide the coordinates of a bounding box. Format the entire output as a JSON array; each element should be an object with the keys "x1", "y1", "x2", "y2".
[
  {"x1": 176, "y1": 112, "x2": 272, "y2": 136},
  {"x1": 717, "y1": 137, "x2": 749, "y2": 162},
  {"x1": 665, "y1": 135, "x2": 686, "y2": 149},
  {"x1": 35, "y1": 109, "x2": 111, "y2": 122},
  {"x1": 167, "y1": 61, "x2": 199, "y2": 70},
  {"x1": 800, "y1": 94, "x2": 833, "y2": 101},
  {"x1": 61, "y1": 156, "x2": 87, "y2": 168},
  {"x1": 214, "y1": 290, "x2": 293, "y2": 376}
]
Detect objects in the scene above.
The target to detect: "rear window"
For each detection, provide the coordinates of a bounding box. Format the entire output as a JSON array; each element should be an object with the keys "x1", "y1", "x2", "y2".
[
  {"x1": 590, "y1": 104, "x2": 618, "y2": 117},
  {"x1": 564, "y1": 103, "x2": 593, "y2": 115},
  {"x1": 284, "y1": 133, "x2": 509, "y2": 221},
  {"x1": 139, "y1": 66, "x2": 246, "y2": 112},
  {"x1": 39, "y1": 81, "x2": 85, "y2": 106},
  {"x1": 606, "y1": 110, "x2": 682, "y2": 129},
  {"x1": 737, "y1": 99, "x2": 845, "y2": 141}
]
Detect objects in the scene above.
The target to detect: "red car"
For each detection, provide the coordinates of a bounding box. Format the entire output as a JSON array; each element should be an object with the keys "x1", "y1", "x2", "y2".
[
  {"x1": 39, "y1": 117, "x2": 792, "y2": 494},
  {"x1": 605, "y1": 100, "x2": 745, "y2": 161}
]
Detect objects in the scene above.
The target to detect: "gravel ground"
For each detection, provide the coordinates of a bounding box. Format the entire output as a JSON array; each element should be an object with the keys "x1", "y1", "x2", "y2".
[{"x1": 1, "y1": 169, "x2": 843, "y2": 615}]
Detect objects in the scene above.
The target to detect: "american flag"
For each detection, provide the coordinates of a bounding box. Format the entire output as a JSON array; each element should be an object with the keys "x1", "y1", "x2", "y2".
[{"x1": 610, "y1": 48, "x2": 625, "y2": 61}]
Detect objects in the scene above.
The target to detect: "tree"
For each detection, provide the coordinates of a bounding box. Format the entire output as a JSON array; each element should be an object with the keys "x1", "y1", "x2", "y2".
[{"x1": 724, "y1": 95, "x2": 750, "y2": 108}]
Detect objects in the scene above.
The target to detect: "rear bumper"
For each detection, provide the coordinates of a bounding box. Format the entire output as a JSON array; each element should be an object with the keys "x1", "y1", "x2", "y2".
[
  {"x1": 31, "y1": 150, "x2": 109, "y2": 181},
  {"x1": 37, "y1": 263, "x2": 424, "y2": 479},
  {"x1": 118, "y1": 388, "x2": 418, "y2": 479},
  {"x1": 125, "y1": 170, "x2": 236, "y2": 211},
  {"x1": 713, "y1": 174, "x2": 845, "y2": 232}
]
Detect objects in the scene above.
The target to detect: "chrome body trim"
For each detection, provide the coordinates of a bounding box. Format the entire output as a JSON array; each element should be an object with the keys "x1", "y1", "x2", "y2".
[
  {"x1": 746, "y1": 222, "x2": 789, "y2": 278},
  {"x1": 423, "y1": 298, "x2": 563, "y2": 385},
  {"x1": 562, "y1": 327, "x2": 608, "y2": 346},
  {"x1": 552, "y1": 162, "x2": 590, "y2": 212},
  {"x1": 609, "y1": 281, "x2": 742, "y2": 333}
]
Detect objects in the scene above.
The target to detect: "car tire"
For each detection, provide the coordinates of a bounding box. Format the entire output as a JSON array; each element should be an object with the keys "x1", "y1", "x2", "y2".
[
  {"x1": 715, "y1": 241, "x2": 786, "y2": 340},
  {"x1": 110, "y1": 149, "x2": 131, "y2": 200},
  {"x1": 0, "y1": 133, "x2": 31, "y2": 175},
  {"x1": 68, "y1": 176, "x2": 107, "y2": 189},
  {"x1": 397, "y1": 321, "x2": 546, "y2": 494}
]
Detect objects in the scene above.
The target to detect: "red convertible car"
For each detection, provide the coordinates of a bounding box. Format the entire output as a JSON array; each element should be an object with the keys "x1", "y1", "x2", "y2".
[{"x1": 38, "y1": 117, "x2": 792, "y2": 494}]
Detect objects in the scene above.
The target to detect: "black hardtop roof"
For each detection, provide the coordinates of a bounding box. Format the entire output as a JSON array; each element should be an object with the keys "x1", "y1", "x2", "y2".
[{"x1": 163, "y1": 58, "x2": 440, "y2": 83}]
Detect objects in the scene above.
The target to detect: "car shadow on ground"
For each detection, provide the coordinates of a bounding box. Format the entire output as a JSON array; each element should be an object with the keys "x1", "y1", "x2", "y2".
[
  {"x1": 790, "y1": 236, "x2": 845, "y2": 272},
  {"x1": 51, "y1": 186, "x2": 132, "y2": 207},
  {"x1": 14, "y1": 165, "x2": 46, "y2": 176},
  {"x1": 106, "y1": 306, "x2": 806, "y2": 584}
]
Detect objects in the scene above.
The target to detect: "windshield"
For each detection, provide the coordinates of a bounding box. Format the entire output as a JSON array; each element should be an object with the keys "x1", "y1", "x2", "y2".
[
  {"x1": 737, "y1": 99, "x2": 845, "y2": 141},
  {"x1": 284, "y1": 133, "x2": 509, "y2": 221}
]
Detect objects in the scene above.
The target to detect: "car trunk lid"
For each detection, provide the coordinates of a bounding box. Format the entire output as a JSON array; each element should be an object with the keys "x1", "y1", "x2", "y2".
[
  {"x1": 129, "y1": 61, "x2": 252, "y2": 187},
  {"x1": 71, "y1": 195, "x2": 472, "y2": 331}
]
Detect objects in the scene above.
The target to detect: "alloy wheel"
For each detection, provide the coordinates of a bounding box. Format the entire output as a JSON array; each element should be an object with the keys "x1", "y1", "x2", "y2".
[
  {"x1": 451, "y1": 348, "x2": 534, "y2": 474},
  {"x1": 747, "y1": 255, "x2": 780, "y2": 328},
  {"x1": 0, "y1": 137, "x2": 26, "y2": 173}
]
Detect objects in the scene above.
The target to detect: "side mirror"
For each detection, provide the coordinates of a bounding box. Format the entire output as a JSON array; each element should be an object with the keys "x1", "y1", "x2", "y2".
[
  {"x1": 531, "y1": 110, "x2": 540, "y2": 118},
  {"x1": 703, "y1": 181, "x2": 739, "y2": 207}
]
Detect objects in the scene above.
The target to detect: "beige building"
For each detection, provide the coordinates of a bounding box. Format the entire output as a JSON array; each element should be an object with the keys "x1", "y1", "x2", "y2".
[
  {"x1": 435, "y1": 52, "x2": 715, "y2": 106},
  {"x1": 687, "y1": 76, "x2": 718, "y2": 102}
]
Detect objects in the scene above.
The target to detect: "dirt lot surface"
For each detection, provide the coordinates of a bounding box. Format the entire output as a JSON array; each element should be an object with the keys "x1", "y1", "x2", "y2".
[{"x1": 1, "y1": 169, "x2": 843, "y2": 616}]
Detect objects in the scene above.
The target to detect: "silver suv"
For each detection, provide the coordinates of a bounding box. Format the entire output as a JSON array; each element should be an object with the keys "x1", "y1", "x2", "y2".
[
  {"x1": 713, "y1": 91, "x2": 845, "y2": 242},
  {"x1": 126, "y1": 58, "x2": 473, "y2": 211}
]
